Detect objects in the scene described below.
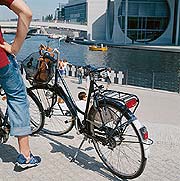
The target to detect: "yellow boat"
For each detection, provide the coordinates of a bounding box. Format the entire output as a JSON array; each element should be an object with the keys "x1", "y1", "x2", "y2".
[{"x1": 89, "y1": 44, "x2": 108, "y2": 51}]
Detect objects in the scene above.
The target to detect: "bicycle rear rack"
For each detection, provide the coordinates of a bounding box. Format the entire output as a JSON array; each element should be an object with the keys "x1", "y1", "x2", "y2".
[{"x1": 102, "y1": 90, "x2": 139, "y2": 113}]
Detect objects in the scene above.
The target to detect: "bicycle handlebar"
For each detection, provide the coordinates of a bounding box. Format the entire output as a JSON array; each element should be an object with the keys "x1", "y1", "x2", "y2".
[
  {"x1": 39, "y1": 49, "x2": 59, "y2": 63},
  {"x1": 84, "y1": 65, "x2": 107, "y2": 74}
]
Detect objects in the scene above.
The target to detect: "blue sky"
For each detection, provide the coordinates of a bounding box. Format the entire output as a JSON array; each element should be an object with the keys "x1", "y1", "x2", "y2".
[{"x1": 0, "y1": 0, "x2": 68, "y2": 20}]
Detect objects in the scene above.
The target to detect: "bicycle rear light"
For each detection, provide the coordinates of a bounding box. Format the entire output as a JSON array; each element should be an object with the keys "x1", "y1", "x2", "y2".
[
  {"x1": 125, "y1": 98, "x2": 137, "y2": 109},
  {"x1": 140, "y1": 126, "x2": 148, "y2": 140}
]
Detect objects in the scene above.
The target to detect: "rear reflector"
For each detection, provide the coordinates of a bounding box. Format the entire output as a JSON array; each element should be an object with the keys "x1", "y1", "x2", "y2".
[
  {"x1": 125, "y1": 98, "x2": 137, "y2": 109},
  {"x1": 140, "y1": 126, "x2": 148, "y2": 140}
]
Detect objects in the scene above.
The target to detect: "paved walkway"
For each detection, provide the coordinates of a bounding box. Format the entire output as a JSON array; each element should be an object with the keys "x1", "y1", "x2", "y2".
[{"x1": 0, "y1": 76, "x2": 180, "y2": 181}]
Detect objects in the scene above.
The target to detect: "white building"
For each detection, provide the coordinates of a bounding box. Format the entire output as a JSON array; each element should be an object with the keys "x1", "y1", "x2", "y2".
[{"x1": 64, "y1": 0, "x2": 180, "y2": 45}]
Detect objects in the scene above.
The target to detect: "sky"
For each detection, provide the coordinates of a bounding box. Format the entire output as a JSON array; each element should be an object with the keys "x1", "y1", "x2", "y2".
[{"x1": 0, "y1": 0, "x2": 68, "y2": 20}]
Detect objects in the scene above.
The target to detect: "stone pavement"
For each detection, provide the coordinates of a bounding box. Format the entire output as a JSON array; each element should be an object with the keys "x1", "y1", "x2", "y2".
[{"x1": 0, "y1": 76, "x2": 180, "y2": 181}]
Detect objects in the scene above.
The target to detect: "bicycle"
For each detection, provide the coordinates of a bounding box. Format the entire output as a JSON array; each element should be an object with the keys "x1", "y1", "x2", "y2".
[
  {"x1": 0, "y1": 83, "x2": 44, "y2": 143},
  {"x1": 22, "y1": 47, "x2": 153, "y2": 179}
]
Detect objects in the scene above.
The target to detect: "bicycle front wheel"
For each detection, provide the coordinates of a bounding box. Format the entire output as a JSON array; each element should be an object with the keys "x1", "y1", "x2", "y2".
[
  {"x1": 88, "y1": 100, "x2": 146, "y2": 179},
  {"x1": 27, "y1": 88, "x2": 45, "y2": 135},
  {"x1": 29, "y1": 86, "x2": 75, "y2": 136}
]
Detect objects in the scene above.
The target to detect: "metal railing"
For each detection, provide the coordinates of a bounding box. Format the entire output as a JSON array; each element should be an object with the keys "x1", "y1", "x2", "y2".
[{"x1": 122, "y1": 70, "x2": 179, "y2": 93}]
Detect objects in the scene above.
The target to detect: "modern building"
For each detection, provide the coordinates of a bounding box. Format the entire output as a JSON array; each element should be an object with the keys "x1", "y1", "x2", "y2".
[
  {"x1": 63, "y1": 0, "x2": 180, "y2": 45},
  {"x1": 64, "y1": 0, "x2": 87, "y2": 24},
  {"x1": 106, "y1": 0, "x2": 180, "y2": 45},
  {"x1": 64, "y1": 0, "x2": 107, "y2": 40},
  {"x1": 54, "y1": 3, "x2": 66, "y2": 21}
]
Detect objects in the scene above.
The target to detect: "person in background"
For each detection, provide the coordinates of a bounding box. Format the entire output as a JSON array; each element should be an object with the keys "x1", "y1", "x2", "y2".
[
  {"x1": 77, "y1": 66, "x2": 83, "y2": 84},
  {"x1": 0, "y1": 0, "x2": 41, "y2": 168},
  {"x1": 84, "y1": 68, "x2": 90, "y2": 90},
  {"x1": 105, "y1": 67, "x2": 112, "y2": 90},
  {"x1": 78, "y1": 91, "x2": 87, "y2": 101},
  {"x1": 76, "y1": 91, "x2": 87, "y2": 121},
  {"x1": 58, "y1": 59, "x2": 64, "y2": 75},
  {"x1": 63, "y1": 59, "x2": 68, "y2": 77}
]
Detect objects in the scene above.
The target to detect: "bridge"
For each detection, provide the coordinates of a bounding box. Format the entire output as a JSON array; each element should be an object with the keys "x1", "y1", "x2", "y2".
[{"x1": 0, "y1": 21, "x2": 88, "y2": 35}]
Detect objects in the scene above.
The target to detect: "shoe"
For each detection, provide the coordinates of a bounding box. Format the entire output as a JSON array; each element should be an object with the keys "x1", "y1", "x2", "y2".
[{"x1": 15, "y1": 153, "x2": 41, "y2": 169}]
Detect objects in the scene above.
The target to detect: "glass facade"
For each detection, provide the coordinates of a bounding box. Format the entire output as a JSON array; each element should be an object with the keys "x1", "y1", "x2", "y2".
[
  {"x1": 64, "y1": 3, "x2": 87, "y2": 24},
  {"x1": 118, "y1": 0, "x2": 170, "y2": 42}
]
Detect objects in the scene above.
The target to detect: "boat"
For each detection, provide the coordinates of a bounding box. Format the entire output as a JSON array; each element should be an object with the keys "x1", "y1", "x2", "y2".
[
  {"x1": 89, "y1": 44, "x2": 108, "y2": 51},
  {"x1": 48, "y1": 34, "x2": 66, "y2": 40}
]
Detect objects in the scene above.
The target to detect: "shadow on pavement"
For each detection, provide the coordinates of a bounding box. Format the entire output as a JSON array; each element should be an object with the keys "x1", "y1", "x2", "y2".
[
  {"x1": 0, "y1": 144, "x2": 18, "y2": 164},
  {"x1": 0, "y1": 143, "x2": 39, "y2": 172},
  {"x1": 40, "y1": 132, "x2": 74, "y2": 140},
  {"x1": 41, "y1": 134, "x2": 127, "y2": 181}
]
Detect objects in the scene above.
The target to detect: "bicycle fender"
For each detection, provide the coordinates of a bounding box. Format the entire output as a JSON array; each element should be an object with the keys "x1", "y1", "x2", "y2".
[{"x1": 133, "y1": 119, "x2": 150, "y2": 159}]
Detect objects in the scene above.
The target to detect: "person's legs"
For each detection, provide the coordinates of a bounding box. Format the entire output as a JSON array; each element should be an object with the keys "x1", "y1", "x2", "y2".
[
  {"x1": 0, "y1": 55, "x2": 40, "y2": 167},
  {"x1": 18, "y1": 136, "x2": 30, "y2": 158}
]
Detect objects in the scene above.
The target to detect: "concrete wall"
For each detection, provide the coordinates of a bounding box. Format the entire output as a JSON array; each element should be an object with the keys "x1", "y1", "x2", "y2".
[{"x1": 87, "y1": 0, "x2": 108, "y2": 41}]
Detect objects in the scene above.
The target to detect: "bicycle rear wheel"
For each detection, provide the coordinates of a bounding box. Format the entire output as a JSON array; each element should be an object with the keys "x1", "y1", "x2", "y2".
[
  {"x1": 27, "y1": 89, "x2": 45, "y2": 134},
  {"x1": 29, "y1": 86, "x2": 74, "y2": 136},
  {"x1": 88, "y1": 100, "x2": 146, "y2": 179}
]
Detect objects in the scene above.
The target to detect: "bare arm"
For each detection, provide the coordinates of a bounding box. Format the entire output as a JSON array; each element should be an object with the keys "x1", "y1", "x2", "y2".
[{"x1": 0, "y1": 0, "x2": 32, "y2": 55}]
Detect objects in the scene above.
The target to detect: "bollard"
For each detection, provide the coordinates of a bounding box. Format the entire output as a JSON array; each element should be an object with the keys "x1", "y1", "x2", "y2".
[
  {"x1": 75, "y1": 66, "x2": 78, "y2": 77},
  {"x1": 68, "y1": 64, "x2": 72, "y2": 76},
  {"x1": 122, "y1": 70, "x2": 128, "y2": 85},
  {"x1": 114, "y1": 71, "x2": 119, "y2": 84}
]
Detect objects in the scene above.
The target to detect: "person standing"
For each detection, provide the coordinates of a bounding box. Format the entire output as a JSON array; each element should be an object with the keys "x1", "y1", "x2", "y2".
[
  {"x1": 77, "y1": 66, "x2": 83, "y2": 84},
  {"x1": 105, "y1": 67, "x2": 112, "y2": 90},
  {"x1": 63, "y1": 59, "x2": 68, "y2": 77},
  {"x1": 0, "y1": 0, "x2": 41, "y2": 168},
  {"x1": 58, "y1": 59, "x2": 64, "y2": 75}
]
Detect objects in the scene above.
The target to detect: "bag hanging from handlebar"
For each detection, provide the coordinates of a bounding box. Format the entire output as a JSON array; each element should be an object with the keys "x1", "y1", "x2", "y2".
[
  {"x1": 22, "y1": 44, "x2": 55, "y2": 84},
  {"x1": 33, "y1": 56, "x2": 54, "y2": 83}
]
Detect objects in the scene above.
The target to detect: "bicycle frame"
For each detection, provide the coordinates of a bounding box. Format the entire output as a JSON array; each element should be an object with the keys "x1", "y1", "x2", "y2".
[{"x1": 51, "y1": 66, "x2": 97, "y2": 132}]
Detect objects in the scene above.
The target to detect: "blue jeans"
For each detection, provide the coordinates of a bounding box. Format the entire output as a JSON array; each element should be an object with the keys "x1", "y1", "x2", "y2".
[{"x1": 0, "y1": 55, "x2": 31, "y2": 136}]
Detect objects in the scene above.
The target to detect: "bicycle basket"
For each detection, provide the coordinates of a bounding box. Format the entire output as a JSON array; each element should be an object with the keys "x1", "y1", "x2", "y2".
[{"x1": 22, "y1": 52, "x2": 55, "y2": 84}]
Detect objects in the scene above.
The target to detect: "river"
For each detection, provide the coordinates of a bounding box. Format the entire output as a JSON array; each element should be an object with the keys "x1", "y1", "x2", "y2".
[{"x1": 3, "y1": 34, "x2": 180, "y2": 92}]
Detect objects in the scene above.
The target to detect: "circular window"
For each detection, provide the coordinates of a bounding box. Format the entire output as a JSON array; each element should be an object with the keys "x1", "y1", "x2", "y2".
[{"x1": 118, "y1": 0, "x2": 170, "y2": 43}]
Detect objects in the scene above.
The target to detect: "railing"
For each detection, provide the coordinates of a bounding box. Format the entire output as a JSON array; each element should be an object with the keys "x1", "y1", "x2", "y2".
[
  {"x1": 65, "y1": 65, "x2": 180, "y2": 93},
  {"x1": 123, "y1": 71, "x2": 179, "y2": 93}
]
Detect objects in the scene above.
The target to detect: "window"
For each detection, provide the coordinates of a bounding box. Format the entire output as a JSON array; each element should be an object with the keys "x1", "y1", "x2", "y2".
[{"x1": 118, "y1": 0, "x2": 170, "y2": 42}]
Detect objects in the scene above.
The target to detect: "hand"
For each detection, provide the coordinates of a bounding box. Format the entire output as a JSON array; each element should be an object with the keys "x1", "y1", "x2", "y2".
[{"x1": 0, "y1": 41, "x2": 15, "y2": 55}]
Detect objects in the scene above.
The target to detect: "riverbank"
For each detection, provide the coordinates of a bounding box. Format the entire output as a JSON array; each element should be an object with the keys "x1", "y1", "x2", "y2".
[{"x1": 64, "y1": 38, "x2": 180, "y2": 53}]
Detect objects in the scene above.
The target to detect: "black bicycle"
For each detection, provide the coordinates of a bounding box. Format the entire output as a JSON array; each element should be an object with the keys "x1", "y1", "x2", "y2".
[
  {"x1": 22, "y1": 47, "x2": 152, "y2": 179},
  {"x1": 0, "y1": 84, "x2": 44, "y2": 143}
]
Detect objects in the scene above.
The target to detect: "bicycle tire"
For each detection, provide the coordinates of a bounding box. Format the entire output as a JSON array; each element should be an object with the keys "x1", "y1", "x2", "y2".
[
  {"x1": 27, "y1": 88, "x2": 45, "y2": 135},
  {"x1": 88, "y1": 99, "x2": 146, "y2": 179},
  {"x1": 29, "y1": 86, "x2": 75, "y2": 136}
]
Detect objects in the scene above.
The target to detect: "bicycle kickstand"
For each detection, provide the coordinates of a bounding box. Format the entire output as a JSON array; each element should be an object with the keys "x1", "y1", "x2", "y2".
[{"x1": 70, "y1": 136, "x2": 87, "y2": 162}]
